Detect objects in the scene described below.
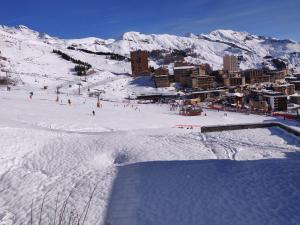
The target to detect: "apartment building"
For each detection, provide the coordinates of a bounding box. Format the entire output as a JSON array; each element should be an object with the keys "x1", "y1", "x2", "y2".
[
  {"x1": 154, "y1": 75, "x2": 170, "y2": 88},
  {"x1": 290, "y1": 81, "x2": 300, "y2": 91},
  {"x1": 273, "y1": 84, "x2": 295, "y2": 96},
  {"x1": 155, "y1": 67, "x2": 169, "y2": 76},
  {"x1": 223, "y1": 55, "x2": 239, "y2": 72},
  {"x1": 290, "y1": 94, "x2": 300, "y2": 105},
  {"x1": 244, "y1": 69, "x2": 263, "y2": 84},
  {"x1": 198, "y1": 63, "x2": 212, "y2": 76},
  {"x1": 154, "y1": 67, "x2": 170, "y2": 88},
  {"x1": 224, "y1": 76, "x2": 245, "y2": 87},
  {"x1": 263, "y1": 91, "x2": 288, "y2": 112},
  {"x1": 173, "y1": 62, "x2": 196, "y2": 87},
  {"x1": 130, "y1": 50, "x2": 149, "y2": 77},
  {"x1": 265, "y1": 70, "x2": 286, "y2": 81},
  {"x1": 188, "y1": 75, "x2": 215, "y2": 90}
]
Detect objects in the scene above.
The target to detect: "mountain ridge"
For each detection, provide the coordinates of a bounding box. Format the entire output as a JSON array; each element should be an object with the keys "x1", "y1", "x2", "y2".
[{"x1": 1, "y1": 25, "x2": 300, "y2": 73}]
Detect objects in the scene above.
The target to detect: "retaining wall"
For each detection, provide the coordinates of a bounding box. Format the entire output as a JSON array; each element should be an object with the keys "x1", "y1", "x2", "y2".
[{"x1": 201, "y1": 122, "x2": 300, "y2": 138}]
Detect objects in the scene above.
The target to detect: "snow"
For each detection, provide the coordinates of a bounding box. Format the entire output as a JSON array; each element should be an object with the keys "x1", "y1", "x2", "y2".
[
  {"x1": 5, "y1": 25, "x2": 300, "y2": 71},
  {"x1": 0, "y1": 89, "x2": 300, "y2": 225},
  {"x1": 106, "y1": 154, "x2": 300, "y2": 225},
  {"x1": 0, "y1": 25, "x2": 300, "y2": 225},
  {"x1": 174, "y1": 65, "x2": 196, "y2": 69},
  {"x1": 227, "y1": 92, "x2": 244, "y2": 97}
]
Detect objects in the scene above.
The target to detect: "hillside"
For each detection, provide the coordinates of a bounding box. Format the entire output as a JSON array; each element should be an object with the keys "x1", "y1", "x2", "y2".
[
  {"x1": 0, "y1": 25, "x2": 300, "y2": 225},
  {"x1": 0, "y1": 25, "x2": 300, "y2": 100}
]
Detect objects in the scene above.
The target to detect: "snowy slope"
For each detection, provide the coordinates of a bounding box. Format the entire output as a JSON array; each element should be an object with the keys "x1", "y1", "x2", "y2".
[
  {"x1": 0, "y1": 89, "x2": 300, "y2": 225},
  {"x1": 0, "y1": 25, "x2": 300, "y2": 225},
  {"x1": 1, "y1": 25, "x2": 300, "y2": 98},
  {"x1": 95, "y1": 29, "x2": 300, "y2": 70}
]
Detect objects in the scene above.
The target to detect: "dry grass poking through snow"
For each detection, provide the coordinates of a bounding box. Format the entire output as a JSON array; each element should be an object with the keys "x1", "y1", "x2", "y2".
[{"x1": 29, "y1": 184, "x2": 98, "y2": 225}]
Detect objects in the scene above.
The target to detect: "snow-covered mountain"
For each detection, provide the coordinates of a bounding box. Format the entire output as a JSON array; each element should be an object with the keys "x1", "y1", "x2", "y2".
[
  {"x1": 0, "y1": 25, "x2": 300, "y2": 97},
  {"x1": 1, "y1": 25, "x2": 300, "y2": 69}
]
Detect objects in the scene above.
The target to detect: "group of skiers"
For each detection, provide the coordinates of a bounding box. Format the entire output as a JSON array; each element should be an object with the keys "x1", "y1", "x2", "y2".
[
  {"x1": 28, "y1": 91, "x2": 101, "y2": 116},
  {"x1": 170, "y1": 103, "x2": 180, "y2": 111},
  {"x1": 113, "y1": 103, "x2": 141, "y2": 112}
]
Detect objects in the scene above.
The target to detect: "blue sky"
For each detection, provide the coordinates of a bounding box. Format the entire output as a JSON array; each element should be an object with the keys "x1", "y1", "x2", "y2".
[{"x1": 1, "y1": 0, "x2": 300, "y2": 40}]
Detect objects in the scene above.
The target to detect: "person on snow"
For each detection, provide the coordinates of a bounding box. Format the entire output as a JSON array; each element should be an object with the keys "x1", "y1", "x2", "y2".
[{"x1": 92, "y1": 110, "x2": 95, "y2": 116}]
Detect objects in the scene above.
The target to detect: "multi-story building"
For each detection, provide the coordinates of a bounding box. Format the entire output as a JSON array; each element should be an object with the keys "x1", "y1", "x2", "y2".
[
  {"x1": 295, "y1": 74, "x2": 300, "y2": 80},
  {"x1": 224, "y1": 76, "x2": 245, "y2": 87},
  {"x1": 223, "y1": 55, "x2": 239, "y2": 72},
  {"x1": 154, "y1": 75, "x2": 170, "y2": 88},
  {"x1": 290, "y1": 81, "x2": 300, "y2": 91},
  {"x1": 245, "y1": 69, "x2": 262, "y2": 84},
  {"x1": 155, "y1": 67, "x2": 169, "y2": 76},
  {"x1": 273, "y1": 84, "x2": 295, "y2": 96},
  {"x1": 262, "y1": 74, "x2": 273, "y2": 83},
  {"x1": 263, "y1": 91, "x2": 288, "y2": 112},
  {"x1": 265, "y1": 70, "x2": 286, "y2": 81},
  {"x1": 248, "y1": 90, "x2": 269, "y2": 112},
  {"x1": 244, "y1": 69, "x2": 277, "y2": 85},
  {"x1": 154, "y1": 67, "x2": 170, "y2": 88},
  {"x1": 290, "y1": 94, "x2": 300, "y2": 105},
  {"x1": 130, "y1": 50, "x2": 149, "y2": 77},
  {"x1": 188, "y1": 75, "x2": 215, "y2": 90},
  {"x1": 249, "y1": 99, "x2": 269, "y2": 112},
  {"x1": 211, "y1": 70, "x2": 226, "y2": 86},
  {"x1": 173, "y1": 62, "x2": 196, "y2": 87},
  {"x1": 198, "y1": 63, "x2": 212, "y2": 76},
  {"x1": 244, "y1": 69, "x2": 263, "y2": 84}
]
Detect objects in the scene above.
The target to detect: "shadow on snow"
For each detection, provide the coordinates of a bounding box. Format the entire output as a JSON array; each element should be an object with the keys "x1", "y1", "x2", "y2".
[{"x1": 104, "y1": 150, "x2": 300, "y2": 225}]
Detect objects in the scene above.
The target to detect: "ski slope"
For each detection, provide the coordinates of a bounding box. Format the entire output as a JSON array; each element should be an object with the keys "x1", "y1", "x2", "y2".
[
  {"x1": 0, "y1": 90, "x2": 299, "y2": 225},
  {"x1": 0, "y1": 25, "x2": 300, "y2": 225}
]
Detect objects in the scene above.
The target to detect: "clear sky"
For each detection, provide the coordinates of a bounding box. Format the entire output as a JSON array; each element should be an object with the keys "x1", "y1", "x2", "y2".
[{"x1": 1, "y1": 0, "x2": 300, "y2": 40}]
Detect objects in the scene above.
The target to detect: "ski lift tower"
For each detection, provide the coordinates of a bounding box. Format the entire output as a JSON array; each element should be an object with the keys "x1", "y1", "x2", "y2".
[
  {"x1": 3, "y1": 69, "x2": 10, "y2": 91},
  {"x1": 94, "y1": 89, "x2": 105, "y2": 108},
  {"x1": 77, "y1": 82, "x2": 82, "y2": 95},
  {"x1": 56, "y1": 85, "x2": 62, "y2": 102}
]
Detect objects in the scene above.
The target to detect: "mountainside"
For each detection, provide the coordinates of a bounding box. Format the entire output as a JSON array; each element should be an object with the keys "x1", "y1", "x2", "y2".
[
  {"x1": 0, "y1": 25, "x2": 300, "y2": 98},
  {"x1": 1, "y1": 25, "x2": 300, "y2": 225},
  {"x1": 68, "y1": 29, "x2": 300, "y2": 71}
]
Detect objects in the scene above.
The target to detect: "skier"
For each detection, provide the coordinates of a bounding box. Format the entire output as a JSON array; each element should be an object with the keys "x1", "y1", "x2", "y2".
[
  {"x1": 68, "y1": 99, "x2": 71, "y2": 105},
  {"x1": 92, "y1": 110, "x2": 95, "y2": 116},
  {"x1": 29, "y1": 92, "x2": 33, "y2": 99}
]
